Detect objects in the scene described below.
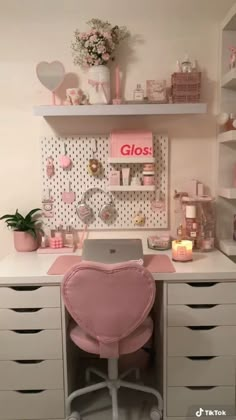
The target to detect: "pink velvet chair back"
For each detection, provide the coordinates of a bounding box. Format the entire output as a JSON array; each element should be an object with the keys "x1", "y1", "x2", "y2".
[{"x1": 62, "y1": 261, "x2": 156, "y2": 358}]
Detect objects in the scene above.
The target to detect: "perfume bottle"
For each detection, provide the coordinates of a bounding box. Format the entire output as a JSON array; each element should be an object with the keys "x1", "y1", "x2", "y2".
[
  {"x1": 64, "y1": 225, "x2": 74, "y2": 248},
  {"x1": 133, "y1": 84, "x2": 144, "y2": 101},
  {"x1": 185, "y1": 205, "x2": 198, "y2": 247}
]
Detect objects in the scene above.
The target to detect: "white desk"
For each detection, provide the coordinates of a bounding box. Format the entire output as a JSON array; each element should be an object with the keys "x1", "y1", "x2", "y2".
[{"x1": 0, "y1": 246, "x2": 236, "y2": 420}]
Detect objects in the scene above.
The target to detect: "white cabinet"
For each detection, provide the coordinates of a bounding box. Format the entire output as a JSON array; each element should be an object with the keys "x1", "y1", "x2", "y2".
[
  {"x1": 0, "y1": 285, "x2": 65, "y2": 420},
  {"x1": 165, "y1": 281, "x2": 236, "y2": 419}
]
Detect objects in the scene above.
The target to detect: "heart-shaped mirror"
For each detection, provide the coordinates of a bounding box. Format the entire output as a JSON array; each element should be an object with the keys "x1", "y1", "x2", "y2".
[{"x1": 36, "y1": 61, "x2": 65, "y2": 92}]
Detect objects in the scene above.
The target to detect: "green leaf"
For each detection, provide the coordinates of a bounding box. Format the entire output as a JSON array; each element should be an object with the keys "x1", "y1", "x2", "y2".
[
  {"x1": 25, "y1": 208, "x2": 41, "y2": 222},
  {"x1": 0, "y1": 214, "x2": 15, "y2": 220}
]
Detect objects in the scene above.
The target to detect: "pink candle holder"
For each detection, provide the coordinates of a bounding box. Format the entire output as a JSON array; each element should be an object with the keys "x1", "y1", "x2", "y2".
[{"x1": 172, "y1": 240, "x2": 193, "y2": 262}]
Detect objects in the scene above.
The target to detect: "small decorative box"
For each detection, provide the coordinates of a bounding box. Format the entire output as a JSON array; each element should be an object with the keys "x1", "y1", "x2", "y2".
[
  {"x1": 146, "y1": 80, "x2": 167, "y2": 103},
  {"x1": 147, "y1": 235, "x2": 171, "y2": 250}
]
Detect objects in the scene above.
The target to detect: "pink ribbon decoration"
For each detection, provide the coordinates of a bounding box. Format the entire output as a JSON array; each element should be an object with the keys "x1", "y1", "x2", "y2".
[{"x1": 88, "y1": 79, "x2": 109, "y2": 103}]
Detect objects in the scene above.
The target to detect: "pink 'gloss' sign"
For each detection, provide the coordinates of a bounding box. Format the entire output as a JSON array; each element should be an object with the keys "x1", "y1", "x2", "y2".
[{"x1": 110, "y1": 131, "x2": 153, "y2": 158}]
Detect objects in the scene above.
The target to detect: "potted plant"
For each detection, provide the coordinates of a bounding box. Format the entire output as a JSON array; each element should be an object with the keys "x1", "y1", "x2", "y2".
[
  {"x1": 0, "y1": 208, "x2": 42, "y2": 252},
  {"x1": 71, "y1": 19, "x2": 129, "y2": 104}
]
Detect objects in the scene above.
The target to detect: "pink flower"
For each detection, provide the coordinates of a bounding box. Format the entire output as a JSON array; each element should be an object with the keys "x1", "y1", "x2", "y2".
[
  {"x1": 97, "y1": 45, "x2": 106, "y2": 54},
  {"x1": 90, "y1": 35, "x2": 98, "y2": 42},
  {"x1": 103, "y1": 31, "x2": 112, "y2": 39},
  {"x1": 102, "y1": 53, "x2": 110, "y2": 61}
]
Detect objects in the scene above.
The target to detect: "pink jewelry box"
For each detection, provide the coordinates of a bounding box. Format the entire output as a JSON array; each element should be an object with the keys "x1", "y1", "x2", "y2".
[{"x1": 109, "y1": 131, "x2": 153, "y2": 158}]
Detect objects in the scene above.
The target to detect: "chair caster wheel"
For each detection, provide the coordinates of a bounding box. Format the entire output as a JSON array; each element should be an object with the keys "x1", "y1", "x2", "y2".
[
  {"x1": 150, "y1": 406, "x2": 162, "y2": 420},
  {"x1": 67, "y1": 412, "x2": 81, "y2": 420}
]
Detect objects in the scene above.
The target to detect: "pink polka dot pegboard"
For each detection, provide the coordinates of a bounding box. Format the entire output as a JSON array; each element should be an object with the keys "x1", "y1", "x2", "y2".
[{"x1": 40, "y1": 134, "x2": 168, "y2": 229}]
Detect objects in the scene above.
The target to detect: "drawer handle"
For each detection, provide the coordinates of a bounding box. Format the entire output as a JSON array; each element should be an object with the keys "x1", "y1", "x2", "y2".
[
  {"x1": 12, "y1": 329, "x2": 42, "y2": 334},
  {"x1": 15, "y1": 390, "x2": 44, "y2": 394},
  {"x1": 10, "y1": 286, "x2": 41, "y2": 291},
  {"x1": 187, "y1": 326, "x2": 217, "y2": 330},
  {"x1": 187, "y1": 356, "x2": 217, "y2": 360},
  {"x1": 10, "y1": 308, "x2": 42, "y2": 313},
  {"x1": 186, "y1": 386, "x2": 217, "y2": 390},
  {"x1": 187, "y1": 282, "x2": 217, "y2": 287},
  {"x1": 14, "y1": 360, "x2": 44, "y2": 364},
  {"x1": 187, "y1": 304, "x2": 218, "y2": 309}
]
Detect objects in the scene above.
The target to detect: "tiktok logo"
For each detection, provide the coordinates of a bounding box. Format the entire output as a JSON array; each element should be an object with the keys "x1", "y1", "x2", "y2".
[{"x1": 196, "y1": 408, "x2": 204, "y2": 417}]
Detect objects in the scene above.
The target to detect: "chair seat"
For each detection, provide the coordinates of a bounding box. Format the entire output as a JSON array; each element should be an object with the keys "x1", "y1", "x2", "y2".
[{"x1": 70, "y1": 316, "x2": 153, "y2": 356}]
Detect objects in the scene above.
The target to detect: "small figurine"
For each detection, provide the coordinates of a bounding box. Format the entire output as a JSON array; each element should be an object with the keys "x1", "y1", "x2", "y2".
[
  {"x1": 229, "y1": 46, "x2": 236, "y2": 70},
  {"x1": 133, "y1": 211, "x2": 146, "y2": 226},
  {"x1": 88, "y1": 158, "x2": 101, "y2": 176},
  {"x1": 46, "y1": 156, "x2": 55, "y2": 178}
]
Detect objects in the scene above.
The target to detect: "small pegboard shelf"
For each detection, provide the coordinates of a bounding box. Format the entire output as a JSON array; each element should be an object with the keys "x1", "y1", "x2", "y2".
[
  {"x1": 40, "y1": 134, "x2": 168, "y2": 230},
  {"x1": 107, "y1": 185, "x2": 155, "y2": 192},
  {"x1": 108, "y1": 157, "x2": 155, "y2": 164}
]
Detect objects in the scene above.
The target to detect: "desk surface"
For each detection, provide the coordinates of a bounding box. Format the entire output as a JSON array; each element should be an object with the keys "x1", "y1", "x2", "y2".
[{"x1": 0, "y1": 241, "x2": 235, "y2": 285}]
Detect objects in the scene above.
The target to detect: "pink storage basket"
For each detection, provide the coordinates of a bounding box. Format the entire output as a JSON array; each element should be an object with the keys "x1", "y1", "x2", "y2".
[{"x1": 171, "y1": 72, "x2": 201, "y2": 103}]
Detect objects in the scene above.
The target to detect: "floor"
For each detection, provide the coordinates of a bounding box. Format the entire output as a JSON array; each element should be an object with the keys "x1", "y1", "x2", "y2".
[
  {"x1": 71, "y1": 356, "x2": 158, "y2": 420},
  {"x1": 73, "y1": 387, "x2": 155, "y2": 420}
]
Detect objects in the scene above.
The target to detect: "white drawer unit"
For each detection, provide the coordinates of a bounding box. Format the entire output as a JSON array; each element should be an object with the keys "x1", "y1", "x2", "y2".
[
  {"x1": 167, "y1": 356, "x2": 235, "y2": 386},
  {"x1": 0, "y1": 329, "x2": 62, "y2": 360},
  {"x1": 0, "y1": 390, "x2": 65, "y2": 419},
  {"x1": 0, "y1": 308, "x2": 61, "y2": 330},
  {"x1": 0, "y1": 286, "x2": 60, "y2": 308},
  {"x1": 167, "y1": 386, "x2": 235, "y2": 417},
  {"x1": 167, "y1": 304, "x2": 236, "y2": 326},
  {"x1": 168, "y1": 326, "x2": 236, "y2": 356},
  {"x1": 0, "y1": 360, "x2": 64, "y2": 390},
  {"x1": 168, "y1": 282, "x2": 236, "y2": 304}
]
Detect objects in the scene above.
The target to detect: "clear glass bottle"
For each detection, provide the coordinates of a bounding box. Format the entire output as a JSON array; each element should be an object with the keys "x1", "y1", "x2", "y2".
[
  {"x1": 133, "y1": 84, "x2": 144, "y2": 101},
  {"x1": 64, "y1": 225, "x2": 74, "y2": 248}
]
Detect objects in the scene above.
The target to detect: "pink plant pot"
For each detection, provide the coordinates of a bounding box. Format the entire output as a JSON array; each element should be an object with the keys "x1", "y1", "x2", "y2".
[{"x1": 13, "y1": 231, "x2": 38, "y2": 252}]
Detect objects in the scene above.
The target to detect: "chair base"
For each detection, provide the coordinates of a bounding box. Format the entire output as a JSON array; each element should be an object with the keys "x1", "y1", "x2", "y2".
[{"x1": 66, "y1": 359, "x2": 163, "y2": 420}]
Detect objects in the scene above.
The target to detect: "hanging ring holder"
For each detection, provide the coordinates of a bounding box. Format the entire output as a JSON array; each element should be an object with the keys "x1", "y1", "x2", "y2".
[{"x1": 76, "y1": 188, "x2": 116, "y2": 225}]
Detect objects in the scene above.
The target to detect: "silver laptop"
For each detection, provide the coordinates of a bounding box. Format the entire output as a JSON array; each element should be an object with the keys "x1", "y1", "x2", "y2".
[{"x1": 82, "y1": 239, "x2": 143, "y2": 264}]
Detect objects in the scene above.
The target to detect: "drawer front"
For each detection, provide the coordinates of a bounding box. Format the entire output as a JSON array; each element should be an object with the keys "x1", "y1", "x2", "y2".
[
  {"x1": 0, "y1": 330, "x2": 62, "y2": 360},
  {"x1": 167, "y1": 386, "x2": 235, "y2": 417},
  {"x1": 0, "y1": 308, "x2": 61, "y2": 330},
  {"x1": 167, "y1": 357, "x2": 235, "y2": 386},
  {"x1": 168, "y1": 304, "x2": 236, "y2": 326},
  {"x1": 168, "y1": 282, "x2": 236, "y2": 304},
  {"x1": 0, "y1": 286, "x2": 60, "y2": 308},
  {"x1": 0, "y1": 360, "x2": 64, "y2": 390},
  {"x1": 0, "y1": 390, "x2": 64, "y2": 419},
  {"x1": 168, "y1": 326, "x2": 236, "y2": 356}
]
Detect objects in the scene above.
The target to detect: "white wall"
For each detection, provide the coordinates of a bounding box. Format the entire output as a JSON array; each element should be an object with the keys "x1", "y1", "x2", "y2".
[{"x1": 0, "y1": 0, "x2": 234, "y2": 258}]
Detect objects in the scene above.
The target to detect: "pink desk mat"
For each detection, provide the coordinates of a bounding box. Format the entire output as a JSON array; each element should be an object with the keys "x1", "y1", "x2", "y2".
[{"x1": 47, "y1": 254, "x2": 175, "y2": 275}]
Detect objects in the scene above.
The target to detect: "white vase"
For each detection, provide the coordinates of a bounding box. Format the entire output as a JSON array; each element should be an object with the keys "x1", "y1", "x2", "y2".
[{"x1": 87, "y1": 65, "x2": 111, "y2": 104}]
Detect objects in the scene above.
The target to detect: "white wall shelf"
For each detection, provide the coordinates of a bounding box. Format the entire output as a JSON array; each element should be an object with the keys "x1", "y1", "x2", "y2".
[
  {"x1": 218, "y1": 188, "x2": 236, "y2": 199},
  {"x1": 218, "y1": 131, "x2": 236, "y2": 143},
  {"x1": 221, "y1": 3, "x2": 236, "y2": 31},
  {"x1": 33, "y1": 103, "x2": 207, "y2": 117},
  {"x1": 221, "y1": 69, "x2": 236, "y2": 89},
  {"x1": 107, "y1": 185, "x2": 155, "y2": 192},
  {"x1": 108, "y1": 157, "x2": 155, "y2": 164},
  {"x1": 219, "y1": 239, "x2": 236, "y2": 256}
]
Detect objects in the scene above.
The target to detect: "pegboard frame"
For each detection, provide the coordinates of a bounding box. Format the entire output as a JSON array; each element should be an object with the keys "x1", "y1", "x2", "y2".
[{"x1": 40, "y1": 134, "x2": 169, "y2": 230}]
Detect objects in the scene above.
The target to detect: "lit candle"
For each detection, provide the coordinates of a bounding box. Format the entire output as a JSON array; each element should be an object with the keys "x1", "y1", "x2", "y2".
[
  {"x1": 115, "y1": 65, "x2": 120, "y2": 99},
  {"x1": 172, "y1": 240, "x2": 193, "y2": 262}
]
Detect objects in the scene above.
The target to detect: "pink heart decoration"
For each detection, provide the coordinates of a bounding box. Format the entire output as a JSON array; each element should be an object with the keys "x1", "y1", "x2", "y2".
[{"x1": 36, "y1": 61, "x2": 65, "y2": 92}]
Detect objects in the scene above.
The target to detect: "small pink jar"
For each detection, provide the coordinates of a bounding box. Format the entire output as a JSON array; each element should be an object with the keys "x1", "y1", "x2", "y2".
[
  {"x1": 143, "y1": 163, "x2": 155, "y2": 171},
  {"x1": 143, "y1": 172, "x2": 155, "y2": 185}
]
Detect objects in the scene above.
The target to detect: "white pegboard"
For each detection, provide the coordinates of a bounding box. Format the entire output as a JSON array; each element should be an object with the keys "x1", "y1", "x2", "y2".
[{"x1": 40, "y1": 134, "x2": 168, "y2": 229}]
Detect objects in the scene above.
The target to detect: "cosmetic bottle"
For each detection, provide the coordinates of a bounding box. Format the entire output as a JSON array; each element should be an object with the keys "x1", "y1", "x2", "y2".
[
  {"x1": 64, "y1": 225, "x2": 74, "y2": 248},
  {"x1": 185, "y1": 205, "x2": 198, "y2": 247},
  {"x1": 133, "y1": 84, "x2": 144, "y2": 101},
  {"x1": 54, "y1": 225, "x2": 63, "y2": 240}
]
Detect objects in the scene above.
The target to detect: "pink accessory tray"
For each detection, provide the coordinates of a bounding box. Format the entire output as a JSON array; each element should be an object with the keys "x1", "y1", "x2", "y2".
[{"x1": 47, "y1": 254, "x2": 175, "y2": 275}]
